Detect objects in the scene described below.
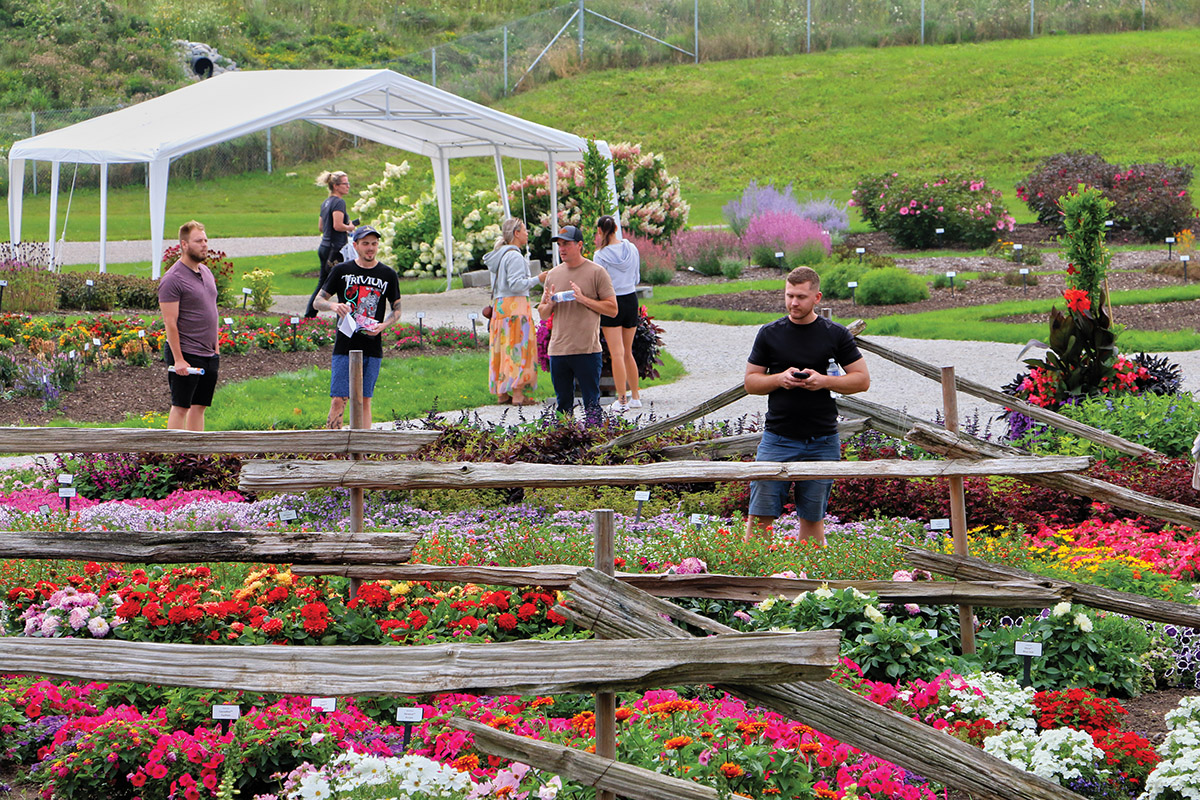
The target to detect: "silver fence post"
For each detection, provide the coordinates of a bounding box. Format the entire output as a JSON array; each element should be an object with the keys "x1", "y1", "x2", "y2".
[
  {"x1": 266, "y1": 127, "x2": 272, "y2": 174},
  {"x1": 504, "y1": 26, "x2": 509, "y2": 94},
  {"x1": 432, "y1": 47, "x2": 437, "y2": 87},
  {"x1": 1030, "y1": 0, "x2": 1035, "y2": 35},
  {"x1": 806, "y1": 0, "x2": 812, "y2": 52},
  {"x1": 694, "y1": 0, "x2": 699, "y2": 62},
  {"x1": 578, "y1": 0, "x2": 584, "y2": 60},
  {"x1": 30, "y1": 112, "x2": 37, "y2": 195},
  {"x1": 1142, "y1": 0, "x2": 1145, "y2": 29},
  {"x1": 921, "y1": 0, "x2": 926, "y2": 44}
]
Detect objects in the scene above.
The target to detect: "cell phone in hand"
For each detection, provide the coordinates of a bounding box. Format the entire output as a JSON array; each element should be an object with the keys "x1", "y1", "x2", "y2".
[
  {"x1": 352, "y1": 218, "x2": 360, "y2": 226},
  {"x1": 792, "y1": 369, "x2": 807, "y2": 380}
]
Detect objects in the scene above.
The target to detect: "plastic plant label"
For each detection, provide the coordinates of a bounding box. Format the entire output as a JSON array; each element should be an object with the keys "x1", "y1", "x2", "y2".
[
  {"x1": 58, "y1": 488, "x2": 77, "y2": 498},
  {"x1": 1182, "y1": 256, "x2": 1191, "y2": 263},
  {"x1": 689, "y1": 513, "x2": 708, "y2": 525},
  {"x1": 278, "y1": 509, "x2": 298, "y2": 522},
  {"x1": 468, "y1": 313, "x2": 478, "y2": 320},
  {"x1": 926, "y1": 629, "x2": 940, "y2": 638},
  {"x1": 945, "y1": 271, "x2": 956, "y2": 278},
  {"x1": 212, "y1": 704, "x2": 241, "y2": 720},
  {"x1": 1019, "y1": 268, "x2": 1030, "y2": 275},
  {"x1": 137, "y1": 330, "x2": 145, "y2": 338},
  {"x1": 311, "y1": 698, "x2": 336, "y2": 712},
  {"x1": 1012, "y1": 244, "x2": 1023, "y2": 250},
  {"x1": 243, "y1": 287, "x2": 253, "y2": 295},
  {"x1": 290, "y1": 316, "x2": 300, "y2": 325},
  {"x1": 224, "y1": 317, "x2": 234, "y2": 325},
  {"x1": 0, "y1": 280, "x2": 7, "y2": 287},
  {"x1": 93, "y1": 338, "x2": 102, "y2": 346},
  {"x1": 396, "y1": 707, "x2": 423, "y2": 723},
  {"x1": 1014, "y1": 641, "x2": 1043, "y2": 657},
  {"x1": 929, "y1": 518, "x2": 951, "y2": 530},
  {"x1": 633, "y1": 490, "x2": 651, "y2": 502},
  {"x1": 416, "y1": 312, "x2": 425, "y2": 319},
  {"x1": 1167, "y1": 237, "x2": 1176, "y2": 244},
  {"x1": 39, "y1": 505, "x2": 50, "y2": 515},
  {"x1": 69, "y1": 350, "x2": 76, "y2": 359},
  {"x1": 847, "y1": 281, "x2": 858, "y2": 288},
  {"x1": 774, "y1": 251, "x2": 784, "y2": 259},
  {"x1": 86, "y1": 279, "x2": 95, "y2": 286},
  {"x1": 935, "y1": 228, "x2": 945, "y2": 234},
  {"x1": 855, "y1": 247, "x2": 866, "y2": 254},
  {"x1": 57, "y1": 474, "x2": 73, "y2": 484}
]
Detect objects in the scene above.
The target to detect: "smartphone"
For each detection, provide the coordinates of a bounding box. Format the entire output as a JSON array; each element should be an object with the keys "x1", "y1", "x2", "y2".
[
  {"x1": 792, "y1": 370, "x2": 806, "y2": 380},
  {"x1": 352, "y1": 218, "x2": 361, "y2": 226}
]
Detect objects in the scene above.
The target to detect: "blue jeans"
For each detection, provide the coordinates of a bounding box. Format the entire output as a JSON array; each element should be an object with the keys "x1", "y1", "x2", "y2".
[
  {"x1": 748, "y1": 430, "x2": 841, "y2": 521},
  {"x1": 549, "y1": 352, "x2": 602, "y2": 418},
  {"x1": 330, "y1": 354, "x2": 382, "y2": 398}
]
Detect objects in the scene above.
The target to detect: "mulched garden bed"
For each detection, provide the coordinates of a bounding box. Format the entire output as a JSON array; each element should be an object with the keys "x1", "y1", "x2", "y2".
[{"x1": 0, "y1": 345, "x2": 474, "y2": 428}]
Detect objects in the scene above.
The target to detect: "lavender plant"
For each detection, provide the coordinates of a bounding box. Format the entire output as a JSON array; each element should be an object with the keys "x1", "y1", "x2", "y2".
[{"x1": 723, "y1": 181, "x2": 802, "y2": 237}]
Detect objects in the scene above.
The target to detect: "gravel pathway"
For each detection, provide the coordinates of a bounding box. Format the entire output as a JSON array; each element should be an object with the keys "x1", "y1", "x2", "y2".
[{"x1": 58, "y1": 236, "x2": 314, "y2": 266}]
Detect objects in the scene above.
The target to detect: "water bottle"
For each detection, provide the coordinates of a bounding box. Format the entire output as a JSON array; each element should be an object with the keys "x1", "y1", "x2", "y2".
[
  {"x1": 552, "y1": 289, "x2": 576, "y2": 302},
  {"x1": 827, "y1": 358, "x2": 842, "y2": 377}
]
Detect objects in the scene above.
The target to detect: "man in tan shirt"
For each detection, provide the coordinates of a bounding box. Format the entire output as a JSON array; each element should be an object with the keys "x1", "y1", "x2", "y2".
[{"x1": 537, "y1": 225, "x2": 618, "y2": 419}]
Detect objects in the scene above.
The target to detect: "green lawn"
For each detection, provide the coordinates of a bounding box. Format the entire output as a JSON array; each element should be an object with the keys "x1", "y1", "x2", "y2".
[
  {"x1": 13, "y1": 30, "x2": 1197, "y2": 239},
  {"x1": 33, "y1": 350, "x2": 686, "y2": 429}
]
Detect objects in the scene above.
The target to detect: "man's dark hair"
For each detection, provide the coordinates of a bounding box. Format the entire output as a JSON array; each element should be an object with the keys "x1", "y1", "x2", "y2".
[{"x1": 787, "y1": 266, "x2": 820, "y2": 291}]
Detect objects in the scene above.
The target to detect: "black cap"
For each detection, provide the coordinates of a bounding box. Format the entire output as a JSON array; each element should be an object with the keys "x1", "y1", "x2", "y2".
[
  {"x1": 551, "y1": 225, "x2": 583, "y2": 243},
  {"x1": 352, "y1": 226, "x2": 381, "y2": 242}
]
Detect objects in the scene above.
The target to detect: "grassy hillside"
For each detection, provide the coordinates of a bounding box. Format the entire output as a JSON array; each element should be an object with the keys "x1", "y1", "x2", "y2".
[{"x1": 11, "y1": 29, "x2": 1200, "y2": 243}]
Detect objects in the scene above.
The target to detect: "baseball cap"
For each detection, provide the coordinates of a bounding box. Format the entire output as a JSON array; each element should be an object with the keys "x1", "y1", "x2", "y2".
[
  {"x1": 551, "y1": 225, "x2": 583, "y2": 243},
  {"x1": 352, "y1": 226, "x2": 381, "y2": 242}
]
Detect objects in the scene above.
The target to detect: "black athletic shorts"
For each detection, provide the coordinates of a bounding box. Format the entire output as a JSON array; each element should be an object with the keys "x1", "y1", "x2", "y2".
[
  {"x1": 166, "y1": 351, "x2": 220, "y2": 408},
  {"x1": 599, "y1": 291, "x2": 639, "y2": 328}
]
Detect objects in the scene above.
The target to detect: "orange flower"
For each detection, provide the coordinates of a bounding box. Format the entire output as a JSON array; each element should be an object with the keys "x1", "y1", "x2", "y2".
[
  {"x1": 451, "y1": 754, "x2": 479, "y2": 772},
  {"x1": 799, "y1": 742, "x2": 822, "y2": 755},
  {"x1": 719, "y1": 762, "x2": 745, "y2": 779},
  {"x1": 815, "y1": 784, "x2": 839, "y2": 799},
  {"x1": 615, "y1": 707, "x2": 634, "y2": 722},
  {"x1": 1063, "y1": 289, "x2": 1091, "y2": 313},
  {"x1": 664, "y1": 736, "x2": 693, "y2": 750}
]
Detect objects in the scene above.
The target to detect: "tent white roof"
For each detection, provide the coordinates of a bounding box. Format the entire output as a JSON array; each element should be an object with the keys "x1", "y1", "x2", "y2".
[{"x1": 7, "y1": 69, "x2": 609, "y2": 279}]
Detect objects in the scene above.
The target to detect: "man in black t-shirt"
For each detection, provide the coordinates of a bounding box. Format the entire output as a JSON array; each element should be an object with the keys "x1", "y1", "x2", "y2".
[
  {"x1": 314, "y1": 227, "x2": 401, "y2": 429},
  {"x1": 744, "y1": 266, "x2": 870, "y2": 546}
]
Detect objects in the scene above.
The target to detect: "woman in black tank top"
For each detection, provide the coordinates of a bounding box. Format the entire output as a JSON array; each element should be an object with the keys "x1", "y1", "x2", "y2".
[{"x1": 306, "y1": 170, "x2": 354, "y2": 318}]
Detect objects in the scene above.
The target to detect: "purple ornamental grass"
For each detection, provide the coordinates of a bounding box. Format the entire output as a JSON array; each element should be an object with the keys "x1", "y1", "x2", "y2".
[
  {"x1": 797, "y1": 197, "x2": 851, "y2": 237},
  {"x1": 670, "y1": 229, "x2": 743, "y2": 268},
  {"x1": 723, "y1": 181, "x2": 802, "y2": 237},
  {"x1": 741, "y1": 211, "x2": 832, "y2": 256}
]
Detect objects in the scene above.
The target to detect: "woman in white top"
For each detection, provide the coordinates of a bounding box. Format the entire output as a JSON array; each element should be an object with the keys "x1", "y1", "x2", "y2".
[{"x1": 593, "y1": 215, "x2": 642, "y2": 412}]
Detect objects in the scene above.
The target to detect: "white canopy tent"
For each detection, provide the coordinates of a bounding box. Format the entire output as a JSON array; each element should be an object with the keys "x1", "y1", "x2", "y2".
[{"x1": 6, "y1": 69, "x2": 619, "y2": 285}]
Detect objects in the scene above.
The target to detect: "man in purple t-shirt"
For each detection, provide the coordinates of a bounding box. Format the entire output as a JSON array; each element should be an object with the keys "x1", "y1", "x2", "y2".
[{"x1": 158, "y1": 220, "x2": 219, "y2": 431}]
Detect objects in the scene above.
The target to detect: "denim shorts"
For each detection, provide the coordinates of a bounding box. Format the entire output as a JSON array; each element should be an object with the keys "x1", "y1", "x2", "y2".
[
  {"x1": 330, "y1": 354, "x2": 382, "y2": 398},
  {"x1": 747, "y1": 430, "x2": 841, "y2": 520}
]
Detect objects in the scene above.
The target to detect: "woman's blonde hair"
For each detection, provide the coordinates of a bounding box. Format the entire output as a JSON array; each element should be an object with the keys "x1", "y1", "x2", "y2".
[
  {"x1": 493, "y1": 217, "x2": 525, "y2": 250},
  {"x1": 315, "y1": 170, "x2": 348, "y2": 192}
]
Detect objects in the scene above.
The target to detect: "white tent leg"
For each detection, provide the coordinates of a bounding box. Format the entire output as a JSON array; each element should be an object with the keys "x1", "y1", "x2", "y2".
[
  {"x1": 432, "y1": 154, "x2": 455, "y2": 292},
  {"x1": 548, "y1": 154, "x2": 558, "y2": 264},
  {"x1": 99, "y1": 163, "x2": 108, "y2": 273},
  {"x1": 6, "y1": 158, "x2": 24, "y2": 244},
  {"x1": 148, "y1": 158, "x2": 170, "y2": 279},
  {"x1": 596, "y1": 140, "x2": 622, "y2": 235},
  {"x1": 48, "y1": 162, "x2": 59, "y2": 268},
  {"x1": 493, "y1": 148, "x2": 511, "y2": 218}
]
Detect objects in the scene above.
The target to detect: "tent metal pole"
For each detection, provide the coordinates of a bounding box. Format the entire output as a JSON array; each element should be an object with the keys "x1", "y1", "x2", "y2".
[
  {"x1": 7, "y1": 157, "x2": 25, "y2": 244},
  {"x1": 548, "y1": 152, "x2": 558, "y2": 264},
  {"x1": 99, "y1": 163, "x2": 108, "y2": 273},
  {"x1": 595, "y1": 140, "x2": 621, "y2": 235},
  {"x1": 433, "y1": 153, "x2": 455, "y2": 292},
  {"x1": 48, "y1": 162, "x2": 60, "y2": 269},
  {"x1": 494, "y1": 147, "x2": 511, "y2": 218},
  {"x1": 148, "y1": 158, "x2": 170, "y2": 279}
]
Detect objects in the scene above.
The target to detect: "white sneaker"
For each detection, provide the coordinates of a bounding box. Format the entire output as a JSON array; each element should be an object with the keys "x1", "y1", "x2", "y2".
[
  {"x1": 610, "y1": 401, "x2": 630, "y2": 413},
  {"x1": 627, "y1": 399, "x2": 643, "y2": 408}
]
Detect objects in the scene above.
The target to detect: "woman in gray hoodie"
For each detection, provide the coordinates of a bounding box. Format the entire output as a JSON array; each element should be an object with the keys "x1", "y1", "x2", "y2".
[
  {"x1": 482, "y1": 218, "x2": 548, "y2": 405},
  {"x1": 594, "y1": 215, "x2": 642, "y2": 412}
]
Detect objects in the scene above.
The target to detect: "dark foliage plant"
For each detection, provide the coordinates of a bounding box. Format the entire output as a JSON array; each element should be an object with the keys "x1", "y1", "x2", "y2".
[{"x1": 58, "y1": 272, "x2": 161, "y2": 311}]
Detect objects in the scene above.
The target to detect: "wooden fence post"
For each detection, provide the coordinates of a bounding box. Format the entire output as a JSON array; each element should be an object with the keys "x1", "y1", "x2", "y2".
[
  {"x1": 941, "y1": 365, "x2": 975, "y2": 655},
  {"x1": 348, "y1": 350, "x2": 365, "y2": 601},
  {"x1": 593, "y1": 508, "x2": 616, "y2": 800}
]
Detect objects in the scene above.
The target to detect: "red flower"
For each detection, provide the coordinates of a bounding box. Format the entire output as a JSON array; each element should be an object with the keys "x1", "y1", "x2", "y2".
[
  {"x1": 516, "y1": 602, "x2": 538, "y2": 621},
  {"x1": 495, "y1": 613, "x2": 518, "y2": 631},
  {"x1": 262, "y1": 618, "x2": 283, "y2": 636},
  {"x1": 129, "y1": 772, "x2": 147, "y2": 787},
  {"x1": 1063, "y1": 289, "x2": 1091, "y2": 313}
]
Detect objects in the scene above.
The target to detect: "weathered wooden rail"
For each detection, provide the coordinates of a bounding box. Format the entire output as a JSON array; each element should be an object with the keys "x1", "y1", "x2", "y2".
[
  {"x1": 0, "y1": 427, "x2": 440, "y2": 455},
  {"x1": 237, "y1": 455, "x2": 1091, "y2": 492},
  {"x1": 906, "y1": 548, "x2": 1200, "y2": 629},
  {"x1": 292, "y1": 563, "x2": 1070, "y2": 606},
  {"x1": 0, "y1": 631, "x2": 839, "y2": 696},
  {"x1": 559, "y1": 568, "x2": 1086, "y2": 800}
]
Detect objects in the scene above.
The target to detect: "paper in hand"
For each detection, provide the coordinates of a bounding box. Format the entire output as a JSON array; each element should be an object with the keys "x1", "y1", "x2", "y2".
[{"x1": 338, "y1": 313, "x2": 359, "y2": 338}]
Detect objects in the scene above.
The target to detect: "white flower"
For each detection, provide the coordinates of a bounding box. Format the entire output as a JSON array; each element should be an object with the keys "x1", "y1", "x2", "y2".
[
  {"x1": 812, "y1": 585, "x2": 834, "y2": 600},
  {"x1": 863, "y1": 605, "x2": 885, "y2": 624},
  {"x1": 1052, "y1": 601, "x2": 1072, "y2": 617},
  {"x1": 1074, "y1": 613, "x2": 1093, "y2": 632}
]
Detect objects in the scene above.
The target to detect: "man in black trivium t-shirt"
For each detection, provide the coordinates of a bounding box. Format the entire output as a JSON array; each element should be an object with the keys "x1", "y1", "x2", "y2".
[{"x1": 744, "y1": 266, "x2": 870, "y2": 546}]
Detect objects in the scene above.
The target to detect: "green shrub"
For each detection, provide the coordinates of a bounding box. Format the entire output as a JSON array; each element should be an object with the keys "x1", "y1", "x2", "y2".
[
  {"x1": 641, "y1": 265, "x2": 674, "y2": 285},
  {"x1": 59, "y1": 273, "x2": 163, "y2": 311},
  {"x1": 930, "y1": 273, "x2": 967, "y2": 290},
  {"x1": 852, "y1": 172, "x2": 1016, "y2": 249},
  {"x1": 817, "y1": 262, "x2": 869, "y2": 300},
  {"x1": 1053, "y1": 391, "x2": 1200, "y2": 458},
  {"x1": 785, "y1": 240, "x2": 827, "y2": 267},
  {"x1": 0, "y1": 351, "x2": 18, "y2": 388},
  {"x1": 1003, "y1": 271, "x2": 1040, "y2": 287},
  {"x1": 719, "y1": 258, "x2": 744, "y2": 279},
  {"x1": 856, "y1": 267, "x2": 929, "y2": 305},
  {"x1": 750, "y1": 244, "x2": 787, "y2": 269}
]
